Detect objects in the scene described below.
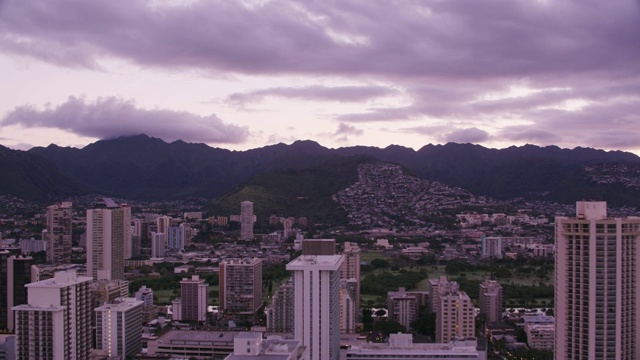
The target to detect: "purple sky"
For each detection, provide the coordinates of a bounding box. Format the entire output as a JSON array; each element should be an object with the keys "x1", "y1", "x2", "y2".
[{"x1": 1, "y1": 0, "x2": 640, "y2": 152}]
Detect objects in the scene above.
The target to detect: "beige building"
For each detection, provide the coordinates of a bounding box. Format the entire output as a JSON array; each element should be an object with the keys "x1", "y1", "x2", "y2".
[
  {"x1": 434, "y1": 277, "x2": 476, "y2": 343},
  {"x1": 341, "y1": 242, "x2": 361, "y2": 320},
  {"x1": 86, "y1": 198, "x2": 129, "y2": 280},
  {"x1": 479, "y1": 280, "x2": 503, "y2": 322},
  {"x1": 46, "y1": 201, "x2": 73, "y2": 265},
  {"x1": 555, "y1": 201, "x2": 640, "y2": 360},
  {"x1": 219, "y1": 258, "x2": 263, "y2": 316}
]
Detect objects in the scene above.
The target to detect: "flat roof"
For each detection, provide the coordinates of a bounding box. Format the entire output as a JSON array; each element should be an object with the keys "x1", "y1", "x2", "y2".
[
  {"x1": 156, "y1": 330, "x2": 237, "y2": 344},
  {"x1": 286, "y1": 254, "x2": 343, "y2": 271}
]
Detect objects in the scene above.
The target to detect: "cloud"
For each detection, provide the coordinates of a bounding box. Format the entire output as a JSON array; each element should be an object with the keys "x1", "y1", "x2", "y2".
[
  {"x1": 1, "y1": 0, "x2": 638, "y2": 80},
  {"x1": 442, "y1": 128, "x2": 490, "y2": 143},
  {"x1": 335, "y1": 123, "x2": 363, "y2": 136},
  {"x1": 226, "y1": 85, "x2": 397, "y2": 106},
  {"x1": 1, "y1": 96, "x2": 249, "y2": 144}
]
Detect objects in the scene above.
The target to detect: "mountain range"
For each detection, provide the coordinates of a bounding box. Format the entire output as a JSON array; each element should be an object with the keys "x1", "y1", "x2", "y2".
[{"x1": 2, "y1": 134, "x2": 640, "y2": 212}]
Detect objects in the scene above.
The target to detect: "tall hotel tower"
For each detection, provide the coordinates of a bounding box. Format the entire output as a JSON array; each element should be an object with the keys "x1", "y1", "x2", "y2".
[
  {"x1": 13, "y1": 270, "x2": 92, "y2": 360},
  {"x1": 240, "y1": 201, "x2": 254, "y2": 240},
  {"x1": 287, "y1": 240, "x2": 343, "y2": 360},
  {"x1": 555, "y1": 201, "x2": 640, "y2": 360},
  {"x1": 86, "y1": 198, "x2": 129, "y2": 280},
  {"x1": 46, "y1": 202, "x2": 73, "y2": 265}
]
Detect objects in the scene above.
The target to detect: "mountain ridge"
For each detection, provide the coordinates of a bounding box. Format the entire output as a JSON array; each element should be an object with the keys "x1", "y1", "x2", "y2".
[{"x1": 0, "y1": 134, "x2": 637, "y2": 204}]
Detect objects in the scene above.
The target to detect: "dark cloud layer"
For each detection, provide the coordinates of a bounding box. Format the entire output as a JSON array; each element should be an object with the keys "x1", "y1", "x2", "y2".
[
  {"x1": 1, "y1": 0, "x2": 638, "y2": 79},
  {"x1": 2, "y1": 0, "x2": 640, "y2": 149},
  {"x1": 1, "y1": 97, "x2": 249, "y2": 144}
]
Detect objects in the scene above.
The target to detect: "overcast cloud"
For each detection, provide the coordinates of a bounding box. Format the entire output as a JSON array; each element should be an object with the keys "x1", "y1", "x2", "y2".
[{"x1": 0, "y1": 0, "x2": 639, "y2": 150}]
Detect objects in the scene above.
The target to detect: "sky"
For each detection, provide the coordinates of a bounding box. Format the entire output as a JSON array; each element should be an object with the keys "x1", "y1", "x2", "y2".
[{"x1": 1, "y1": 0, "x2": 640, "y2": 153}]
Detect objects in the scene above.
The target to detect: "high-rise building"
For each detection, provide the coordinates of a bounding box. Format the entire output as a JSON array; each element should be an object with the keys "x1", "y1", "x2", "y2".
[
  {"x1": 387, "y1": 287, "x2": 420, "y2": 331},
  {"x1": 5, "y1": 255, "x2": 33, "y2": 332},
  {"x1": 240, "y1": 201, "x2": 254, "y2": 240},
  {"x1": 121, "y1": 204, "x2": 132, "y2": 259},
  {"x1": 340, "y1": 279, "x2": 357, "y2": 334},
  {"x1": 479, "y1": 280, "x2": 503, "y2": 323},
  {"x1": 86, "y1": 198, "x2": 127, "y2": 280},
  {"x1": 135, "y1": 285, "x2": 158, "y2": 324},
  {"x1": 151, "y1": 233, "x2": 166, "y2": 258},
  {"x1": 341, "y1": 242, "x2": 361, "y2": 321},
  {"x1": 156, "y1": 215, "x2": 172, "y2": 236},
  {"x1": 13, "y1": 270, "x2": 92, "y2": 360},
  {"x1": 434, "y1": 277, "x2": 476, "y2": 343},
  {"x1": 167, "y1": 226, "x2": 185, "y2": 251},
  {"x1": 287, "y1": 252, "x2": 343, "y2": 360},
  {"x1": 219, "y1": 258, "x2": 263, "y2": 315},
  {"x1": 266, "y1": 278, "x2": 294, "y2": 333},
  {"x1": 133, "y1": 219, "x2": 149, "y2": 247},
  {"x1": 46, "y1": 201, "x2": 73, "y2": 265},
  {"x1": 95, "y1": 297, "x2": 144, "y2": 358},
  {"x1": 481, "y1": 236, "x2": 503, "y2": 258},
  {"x1": 555, "y1": 201, "x2": 640, "y2": 360},
  {"x1": 1, "y1": 252, "x2": 33, "y2": 332},
  {"x1": 180, "y1": 275, "x2": 208, "y2": 322}
]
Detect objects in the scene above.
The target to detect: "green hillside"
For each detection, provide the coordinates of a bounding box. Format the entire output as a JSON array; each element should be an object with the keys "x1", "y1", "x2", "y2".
[{"x1": 206, "y1": 156, "x2": 373, "y2": 225}]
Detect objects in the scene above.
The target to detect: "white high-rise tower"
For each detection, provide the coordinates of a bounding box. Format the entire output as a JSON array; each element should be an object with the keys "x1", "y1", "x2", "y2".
[
  {"x1": 555, "y1": 201, "x2": 640, "y2": 360},
  {"x1": 13, "y1": 270, "x2": 93, "y2": 360},
  {"x1": 287, "y1": 251, "x2": 343, "y2": 360}
]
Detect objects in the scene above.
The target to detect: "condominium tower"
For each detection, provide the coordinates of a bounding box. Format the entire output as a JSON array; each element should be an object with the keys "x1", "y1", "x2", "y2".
[
  {"x1": 240, "y1": 201, "x2": 254, "y2": 240},
  {"x1": 479, "y1": 280, "x2": 503, "y2": 323},
  {"x1": 434, "y1": 276, "x2": 476, "y2": 343},
  {"x1": 341, "y1": 242, "x2": 361, "y2": 320},
  {"x1": 555, "y1": 201, "x2": 640, "y2": 360},
  {"x1": 219, "y1": 258, "x2": 263, "y2": 315},
  {"x1": 46, "y1": 201, "x2": 73, "y2": 265},
  {"x1": 287, "y1": 252, "x2": 343, "y2": 360},
  {"x1": 86, "y1": 198, "x2": 129, "y2": 280},
  {"x1": 95, "y1": 298, "x2": 144, "y2": 358},
  {"x1": 179, "y1": 275, "x2": 208, "y2": 322},
  {"x1": 13, "y1": 270, "x2": 93, "y2": 360}
]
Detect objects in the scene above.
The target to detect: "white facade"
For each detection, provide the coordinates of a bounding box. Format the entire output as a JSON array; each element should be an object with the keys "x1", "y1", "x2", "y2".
[
  {"x1": 287, "y1": 254, "x2": 343, "y2": 360},
  {"x1": 555, "y1": 201, "x2": 640, "y2": 360},
  {"x1": 12, "y1": 270, "x2": 92, "y2": 360},
  {"x1": 481, "y1": 236, "x2": 502, "y2": 258},
  {"x1": 86, "y1": 199, "x2": 128, "y2": 280},
  {"x1": 240, "y1": 201, "x2": 254, "y2": 240},
  {"x1": 95, "y1": 298, "x2": 144, "y2": 358}
]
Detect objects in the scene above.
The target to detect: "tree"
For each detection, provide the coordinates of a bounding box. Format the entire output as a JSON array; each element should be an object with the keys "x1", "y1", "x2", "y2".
[
  {"x1": 373, "y1": 319, "x2": 406, "y2": 336},
  {"x1": 370, "y1": 258, "x2": 389, "y2": 269}
]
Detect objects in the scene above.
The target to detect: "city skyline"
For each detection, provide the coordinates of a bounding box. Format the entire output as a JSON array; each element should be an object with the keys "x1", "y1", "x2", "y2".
[{"x1": 0, "y1": 0, "x2": 639, "y2": 154}]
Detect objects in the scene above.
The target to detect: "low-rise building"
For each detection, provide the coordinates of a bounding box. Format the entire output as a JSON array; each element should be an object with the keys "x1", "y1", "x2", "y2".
[
  {"x1": 224, "y1": 332, "x2": 303, "y2": 360},
  {"x1": 347, "y1": 333, "x2": 486, "y2": 360},
  {"x1": 146, "y1": 330, "x2": 236, "y2": 359}
]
